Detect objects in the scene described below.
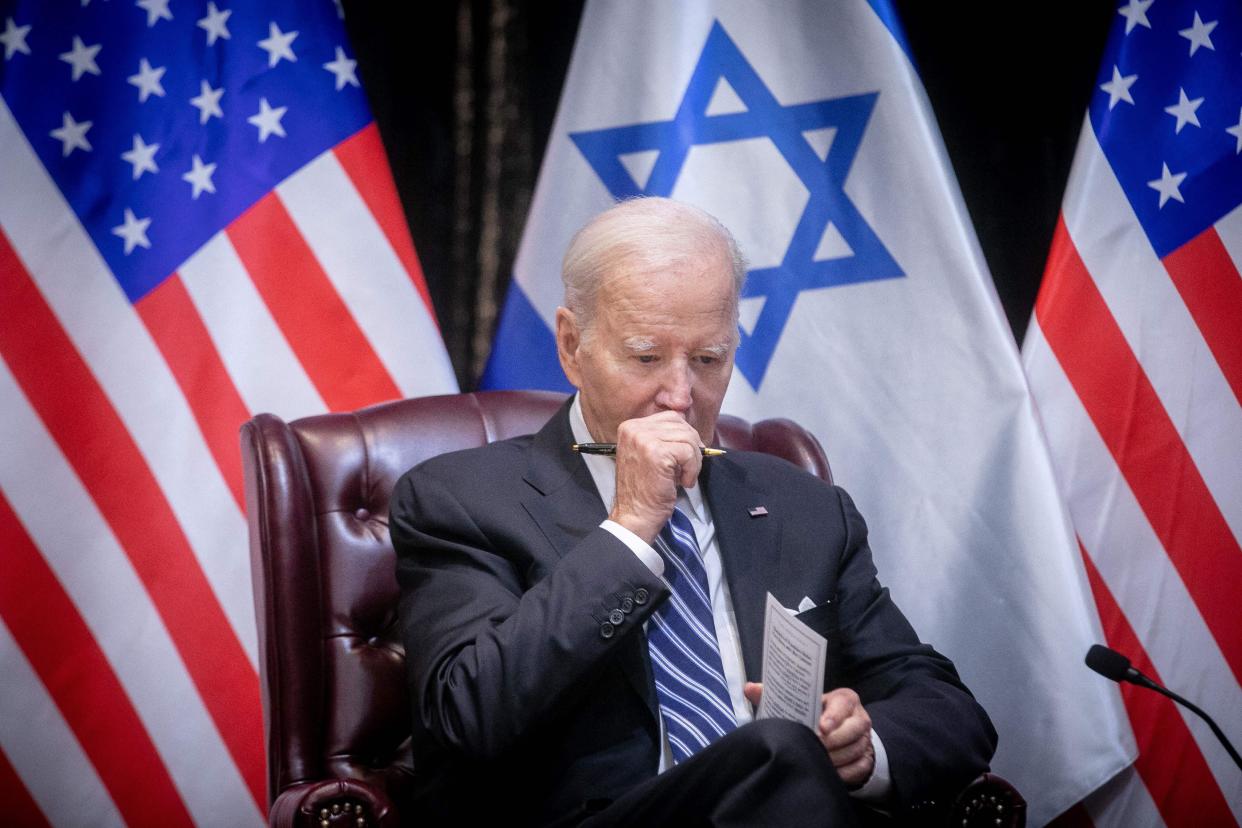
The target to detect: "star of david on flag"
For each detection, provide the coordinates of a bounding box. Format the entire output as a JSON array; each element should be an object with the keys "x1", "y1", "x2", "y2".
[{"x1": 568, "y1": 22, "x2": 902, "y2": 387}]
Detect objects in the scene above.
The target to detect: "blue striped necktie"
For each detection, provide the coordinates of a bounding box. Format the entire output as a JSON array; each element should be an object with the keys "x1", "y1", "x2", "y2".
[{"x1": 647, "y1": 506, "x2": 737, "y2": 763}]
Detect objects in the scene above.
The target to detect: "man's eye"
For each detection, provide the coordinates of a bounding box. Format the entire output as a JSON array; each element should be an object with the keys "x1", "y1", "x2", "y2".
[
  {"x1": 636, "y1": 354, "x2": 657, "y2": 364},
  {"x1": 696, "y1": 355, "x2": 718, "y2": 365}
]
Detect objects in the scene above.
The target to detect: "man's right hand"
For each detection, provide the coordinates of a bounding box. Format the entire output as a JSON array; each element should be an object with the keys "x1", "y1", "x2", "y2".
[{"x1": 608, "y1": 411, "x2": 705, "y2": 543}]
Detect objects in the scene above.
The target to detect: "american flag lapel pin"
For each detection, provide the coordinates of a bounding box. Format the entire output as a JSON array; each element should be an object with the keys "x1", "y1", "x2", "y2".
[{"x1": 747, "y1": 506, "x2": 768, "y2": 517}]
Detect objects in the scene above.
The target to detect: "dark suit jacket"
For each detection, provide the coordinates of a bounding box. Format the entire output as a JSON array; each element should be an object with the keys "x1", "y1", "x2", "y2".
[{"x1": 389, "y1": 401, "x2": 996, "y2": 826}]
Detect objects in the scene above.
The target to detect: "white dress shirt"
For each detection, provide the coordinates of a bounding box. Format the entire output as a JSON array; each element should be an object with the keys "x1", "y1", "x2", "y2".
[{"x1": 568, "y1": 396, "x2": 890, "y2": 800}]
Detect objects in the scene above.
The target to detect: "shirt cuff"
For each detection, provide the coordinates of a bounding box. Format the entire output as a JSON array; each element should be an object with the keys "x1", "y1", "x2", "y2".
[
  {"x1": 600, "y1": 520, "x2": 664, "y2": 577},
  {"x1": 848, "y1": 729, "x2": 892, "y2": 802}
]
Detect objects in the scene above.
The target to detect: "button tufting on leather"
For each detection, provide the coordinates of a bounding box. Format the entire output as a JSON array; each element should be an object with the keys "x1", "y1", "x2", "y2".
[{"x1": 354, "y1": 508, "x2": 371, "y2": 521}]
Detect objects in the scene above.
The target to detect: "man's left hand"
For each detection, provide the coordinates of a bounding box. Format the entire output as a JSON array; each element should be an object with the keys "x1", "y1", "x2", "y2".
[
  {"x1": 743, "y1": 683, "x2": 875, "y2": 787},
  {"x1": 819, "y1": 687, "x2": 874, "y2": 787}
]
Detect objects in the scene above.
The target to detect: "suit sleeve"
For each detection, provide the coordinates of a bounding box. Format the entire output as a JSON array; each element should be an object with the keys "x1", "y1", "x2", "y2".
[
  {"x1": 830, "y1": 487, "x2": 998, "y2": 809},
  {"x1": 389, "y1": 465, "x2": 667, "y2": 762}
]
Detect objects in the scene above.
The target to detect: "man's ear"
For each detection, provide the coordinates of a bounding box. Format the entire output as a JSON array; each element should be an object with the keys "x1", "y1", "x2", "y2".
[{"x1": 555, "y1": 307, "x2": 583, "y2": 389}]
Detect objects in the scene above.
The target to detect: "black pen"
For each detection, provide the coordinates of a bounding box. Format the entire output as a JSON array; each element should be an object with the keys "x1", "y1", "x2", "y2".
[{"x1": 572, "y1": 443, "x2": 727, "y2": 457}]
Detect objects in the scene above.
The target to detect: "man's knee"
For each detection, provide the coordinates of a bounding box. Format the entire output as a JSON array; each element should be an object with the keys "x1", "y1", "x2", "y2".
[
  {"x1": 708, "y1": 719, "x2": 855, "y2": 824},
  {"x1": 729, "y1": 717, "x2": 832, "y2": 773}
]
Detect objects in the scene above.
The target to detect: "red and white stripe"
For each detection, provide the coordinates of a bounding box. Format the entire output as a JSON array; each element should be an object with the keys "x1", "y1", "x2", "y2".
[
  {"x1": 1025, "y1": 120, "x2": 1242, "y2": 827},
  {"x1": 0, "y1": 92, "x2": 456, "y2": 825}
]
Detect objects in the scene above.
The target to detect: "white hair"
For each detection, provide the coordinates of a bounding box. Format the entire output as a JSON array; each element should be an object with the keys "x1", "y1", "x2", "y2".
[{"x1": 560, "y1": 197, "x2": 748, "y2": 332}]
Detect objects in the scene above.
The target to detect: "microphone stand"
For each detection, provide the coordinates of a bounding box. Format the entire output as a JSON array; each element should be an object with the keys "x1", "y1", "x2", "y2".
[
  {"x1": 1127, "y1": 672, "x2": 1242, "y2": 772},
  {"x1": 1088, "y1": 645, "x2": 1242, "y2": 772}
]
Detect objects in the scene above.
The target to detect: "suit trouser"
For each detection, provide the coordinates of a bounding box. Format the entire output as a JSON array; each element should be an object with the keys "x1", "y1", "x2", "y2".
[{"x1": 576, "y1": 717, "x2": 861, "y2": 828}]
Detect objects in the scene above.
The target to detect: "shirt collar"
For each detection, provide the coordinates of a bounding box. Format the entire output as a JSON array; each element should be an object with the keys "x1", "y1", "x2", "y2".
[{"x1": 569, "y1": 393, "x2": 706, "y2": 520}]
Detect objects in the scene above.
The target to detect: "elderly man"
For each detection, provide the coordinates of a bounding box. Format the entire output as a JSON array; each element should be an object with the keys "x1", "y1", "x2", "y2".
[{"x1": 389, "y1": 198, "x2": 996, "y2": 826}]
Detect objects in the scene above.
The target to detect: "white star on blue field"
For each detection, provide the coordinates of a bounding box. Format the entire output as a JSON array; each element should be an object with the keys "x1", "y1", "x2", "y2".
[{"x1": 570, "y1": 22, "x2": 904, "y2": 387}]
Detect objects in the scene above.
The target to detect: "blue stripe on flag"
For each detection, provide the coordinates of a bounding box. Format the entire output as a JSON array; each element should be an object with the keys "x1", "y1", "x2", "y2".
[
  {"x1": 480, "y1": 284, "x2": 573, "y2": 391},
  {"x1": 864, "y1": 0, "x2": 915, "y2": 64}
]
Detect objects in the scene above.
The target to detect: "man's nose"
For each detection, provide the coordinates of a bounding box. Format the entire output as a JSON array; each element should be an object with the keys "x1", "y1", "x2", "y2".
[{"x1": 656, "y1": 362, "x2": 693, "y2": 413}]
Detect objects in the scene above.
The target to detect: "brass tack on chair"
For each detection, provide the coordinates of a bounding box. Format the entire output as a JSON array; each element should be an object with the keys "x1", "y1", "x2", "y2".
[
  {"x1": 320, "y1": 808, "x2": 329, "y2": 819},
  {"x1": 356, "y1": 817, "x2": 365, "y2": 828},
  {"x1": 320, "y1": 821, "x2": 329, "y2": 828},
  {"x1": 332, "y1": 803, "x2": 342, "y2": 814}
]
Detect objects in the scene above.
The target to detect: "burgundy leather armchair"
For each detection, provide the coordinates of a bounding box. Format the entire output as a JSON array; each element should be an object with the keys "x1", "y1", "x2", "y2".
[{"x1": 241, "y1": 390, "x2": 1024, "y2": 827}]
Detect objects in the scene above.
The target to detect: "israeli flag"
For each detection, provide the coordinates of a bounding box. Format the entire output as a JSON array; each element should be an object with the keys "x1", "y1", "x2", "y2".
[{"x1": 484, "y1": 2, "x2": 1130, "y2": 820}]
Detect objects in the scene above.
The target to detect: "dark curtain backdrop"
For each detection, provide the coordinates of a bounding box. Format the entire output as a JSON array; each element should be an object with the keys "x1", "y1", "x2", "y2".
[{"x1": 342, "y1": 1, "x2": 1116, "y2": 390}]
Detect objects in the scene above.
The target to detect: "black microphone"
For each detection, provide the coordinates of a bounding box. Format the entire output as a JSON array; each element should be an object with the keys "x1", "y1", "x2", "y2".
[
  {"x1": 1085, "y1": 644, "x2": 1242, "y2": 771},
  {"x1": 1085, "y1": 644, "x2": 1157, "y2": 688}
]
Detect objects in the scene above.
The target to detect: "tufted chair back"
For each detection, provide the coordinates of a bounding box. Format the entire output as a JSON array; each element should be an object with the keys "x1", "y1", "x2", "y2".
[{"x1": 240, "y1": 390, "x2": 832, "y2": 826}]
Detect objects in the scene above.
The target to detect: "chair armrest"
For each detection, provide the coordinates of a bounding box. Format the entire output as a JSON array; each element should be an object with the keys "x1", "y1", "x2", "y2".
[
  {"x1": 951, "y1": 772, "x2": 1027, "y2": 827},
  {"x1": 269, "y1": 779, "x2": 398, "y2": 828}
]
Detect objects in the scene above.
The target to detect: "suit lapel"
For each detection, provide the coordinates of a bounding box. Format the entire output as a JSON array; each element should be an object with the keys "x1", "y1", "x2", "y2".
[
  {"x1": 520, "y1": 401, "x2": 609, "y2": 557},
  {"x1": 701, "y1": 456, "x2": 781, "y2": 682},
  {"x1": 519, "y1": 401, "x2": 659, "y2": 718}
]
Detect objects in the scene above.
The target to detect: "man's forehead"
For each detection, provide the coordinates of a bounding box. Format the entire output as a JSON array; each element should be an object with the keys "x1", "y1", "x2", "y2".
[{"x1": 597, "y1": 273, "x2": 735, "y2": 320}]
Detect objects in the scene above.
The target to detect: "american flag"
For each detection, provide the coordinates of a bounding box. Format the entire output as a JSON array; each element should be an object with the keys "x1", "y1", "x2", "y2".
[
  {"x1": 0, "y1": 1, "x2": 456, "y2": 825},
  {"x1": 1024, "y1": 0, "x2": 1242, "y2": 824}
]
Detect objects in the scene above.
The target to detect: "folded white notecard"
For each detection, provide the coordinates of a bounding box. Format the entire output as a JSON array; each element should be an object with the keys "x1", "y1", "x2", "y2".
[{"x1": 755, "y1": 592, "x2": 828, "y2": 730}]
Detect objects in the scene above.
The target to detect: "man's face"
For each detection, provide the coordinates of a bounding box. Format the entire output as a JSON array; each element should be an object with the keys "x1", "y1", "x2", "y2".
[{"x1": 556, "y1": 249, "x2": 738, "y2": 444}]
